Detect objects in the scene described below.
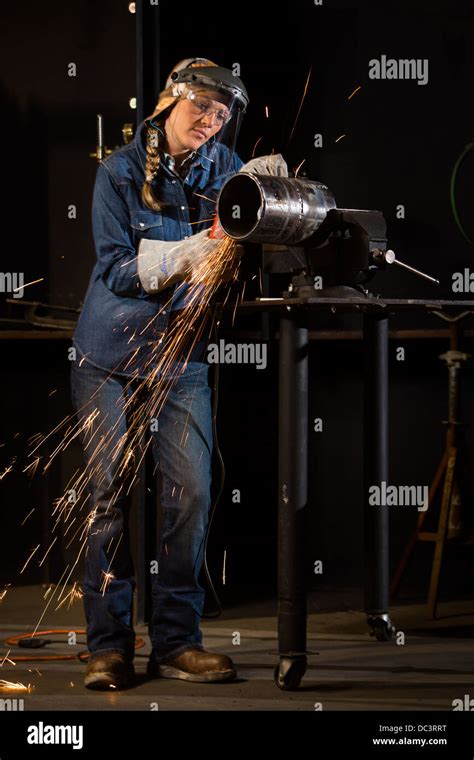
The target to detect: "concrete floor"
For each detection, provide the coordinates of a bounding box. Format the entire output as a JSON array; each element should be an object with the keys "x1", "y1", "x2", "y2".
[{"x1": 1, "y1": 585, "x2": 474, "y2": 711}]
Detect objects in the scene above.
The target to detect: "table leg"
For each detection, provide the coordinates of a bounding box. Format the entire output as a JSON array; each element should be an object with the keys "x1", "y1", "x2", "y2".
[
  {"x1": 275, "y1": 309, "x2": 309, "y2": 688},
  {"x1": 363, "y1": 313, "x2": 394, "y2": 640}
]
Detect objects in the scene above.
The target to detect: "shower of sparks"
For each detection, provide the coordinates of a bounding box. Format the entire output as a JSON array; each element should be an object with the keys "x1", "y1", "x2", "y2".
[
  {"x1": 13, "y1": 232, "x2": 243, "y2": 635},
  {"x1": 231, "y1": 280, "x2": 246, "y2": 327},
  {"x1": 85, "y1": 511, "x2": 96, "y2": 532},
  {"x1": 222, "y1": 549, "x2": 227, "y2": 585},
  {"x1": 288, "y1": 65, "x2": 312, "y2": 144},
  {"x1": 265, "y1": 105, "x2": 269, "y2": 118},
  {"x1": 20, "y1": 545, "x2": 40, "y2": 574},
  {"x1": 0, "y1": 680, "x2": 34, "y2": 693},
  {"x1": 23, "y1": 456, "x2": 41, "y2": 480},
  {"x1": 251, "y1": 136, "x2": 263, "y2": 158},
  {"x1": 28, "y1": 433, "x2": 43, "y2": 446},
  {"x1": 32, "y1": 567, "x2": 72, "y2": 636},
  {"x1": 347, "y1": 85, "x2": 361, "y2": 100},
  {"x1": 335, "y1": 134, "x2": 346, "y2": 143},
  {"x1": 0, "y1": 457, "x2": 16, "y2": 480},
  {"x1": 100, "y1": 571, "x2": 115, "y2": 596},
  {"x1": 38, "y1": 536, "x2": 58, "y2": 567},
  {"x1": 0, "y1": 650, "x2": 16, "y2": 667},
  {"x1": 12, "y1": 278, "x2": 44, "y2": 293},
  {"x1": 294, "y1": 158, "x2": 306, "y2": 178},
  {"x1": 56, "y1": 581, "x2": 84, "y2": 611},
  {"x1": 192, "y1": 192, "x2": 217, "y2": 204},
  {"x1": 55, "y1": 582, "x2": 83, "y2": 611},
  {"x1": 0, "y1": 585, "x2": 11, "y2": 603},
  {"x1": 20, "y1": 508, "x2": 36, "y2": 526}
]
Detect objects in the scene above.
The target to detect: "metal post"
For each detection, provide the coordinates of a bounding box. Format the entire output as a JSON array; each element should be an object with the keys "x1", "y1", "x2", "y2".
[
  {"x1": 133, "y1": 0, "x2": 160, "y2": 625},
  {"x1": 135, "y1": 0, "x2": 160, "y2": 126},
  {"x1": 363, "y1": 313, "x2": 391, "y2": 633},
  {"x1": 278, "y1": 309, "x2": 308, "y2": 658}
]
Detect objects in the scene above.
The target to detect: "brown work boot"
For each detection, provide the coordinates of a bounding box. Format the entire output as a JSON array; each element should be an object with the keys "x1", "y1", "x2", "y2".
[
  {"x1": 84, "y1": 651, "x2": 135, "y2": 690},
  {"x1": 147, "y1": 648, "x2": 236, "y2": 683}
]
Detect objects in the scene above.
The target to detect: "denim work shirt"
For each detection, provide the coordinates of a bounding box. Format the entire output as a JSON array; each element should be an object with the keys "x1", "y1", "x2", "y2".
[{"x1": 73, "y1": 119, "x2": 243, "y2": 379}]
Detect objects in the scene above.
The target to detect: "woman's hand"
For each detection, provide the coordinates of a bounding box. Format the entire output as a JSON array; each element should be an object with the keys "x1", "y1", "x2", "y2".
[
  {"x1": 188, "y1": 233, "x2": 243, "y2": 286},
  {"x1": 137, "y1": 228, "x2": 220, "y2": 293},
  {"x1": 138, "y1": 228, "x2": 244, "y2": 294}
]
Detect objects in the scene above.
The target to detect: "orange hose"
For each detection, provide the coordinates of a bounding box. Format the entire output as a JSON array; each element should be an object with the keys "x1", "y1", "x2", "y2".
[{"x1": 2, "y1": 630, "x2": 145, "y2": 661}]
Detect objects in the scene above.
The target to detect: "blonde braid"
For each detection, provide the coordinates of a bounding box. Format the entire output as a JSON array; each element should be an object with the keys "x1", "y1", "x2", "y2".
[{"x1": 141, "y1": 123, "x2": 165, "y2": 212}]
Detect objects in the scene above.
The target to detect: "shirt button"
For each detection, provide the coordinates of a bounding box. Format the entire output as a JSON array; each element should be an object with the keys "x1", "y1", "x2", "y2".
[
  {"x1": 180, "y1": 205, "x2": 186, "y2": 210},
  {"x1": 171, "y1": 180, "x2": 176, "y2": 184}
]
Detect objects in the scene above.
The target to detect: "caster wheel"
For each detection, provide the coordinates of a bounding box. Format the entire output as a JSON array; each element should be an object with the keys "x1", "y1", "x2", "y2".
[
  {"x1": 368, "y1": 614, "x2": 395, "y2": 641},
  {"x1": 274, "y1": 656, "x2": 307, "y2": 690}
]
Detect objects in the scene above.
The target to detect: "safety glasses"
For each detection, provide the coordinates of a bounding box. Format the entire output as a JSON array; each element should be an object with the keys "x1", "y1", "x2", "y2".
[{"x1": 184, "y1": 91, "x2": 232, "y2": 126}]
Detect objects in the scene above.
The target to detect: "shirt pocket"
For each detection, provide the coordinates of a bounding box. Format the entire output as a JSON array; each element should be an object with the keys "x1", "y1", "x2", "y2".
[{"x1": 131, "y1": 209, "x2": 164, "y2": 241}]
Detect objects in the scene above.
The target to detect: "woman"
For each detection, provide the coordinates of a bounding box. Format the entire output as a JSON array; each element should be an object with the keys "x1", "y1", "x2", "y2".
[
  {"x1": 70, "y1": 57, "x2": 251, "y2": 691},
  {"x1": 71, "y1": 56, "x2": 286, "y2": 691}
]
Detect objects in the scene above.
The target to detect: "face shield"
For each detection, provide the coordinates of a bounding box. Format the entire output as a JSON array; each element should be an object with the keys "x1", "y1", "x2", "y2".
[{"x1": 163, "y1": 66, "x2": 249, "y2": 176}]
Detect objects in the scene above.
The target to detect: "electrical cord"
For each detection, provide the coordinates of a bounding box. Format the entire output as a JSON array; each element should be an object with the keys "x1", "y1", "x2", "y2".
[
  {"x1": 2, "y1": 630, "x2": 145, "y2": 663},
  {"x1": 200, "y1": 302, "x2": 226, "y2": 618},
  {"x1": 450, "y1": 141, "x2": 474, "y2": 246}
]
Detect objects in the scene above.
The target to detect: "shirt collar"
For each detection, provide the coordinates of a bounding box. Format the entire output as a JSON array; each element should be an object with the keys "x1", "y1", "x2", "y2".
[
  {"x1": 163, "y1": 150, "x2": 196, "y2": 176},
  {"x1": 134, "y1": 119, "x2": 213, "y2": 176}
]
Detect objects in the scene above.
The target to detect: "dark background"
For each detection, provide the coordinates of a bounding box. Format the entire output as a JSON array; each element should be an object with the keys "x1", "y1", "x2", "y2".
[{"x1": 0, "y1": 0, "x2": 473, "y2": 609}]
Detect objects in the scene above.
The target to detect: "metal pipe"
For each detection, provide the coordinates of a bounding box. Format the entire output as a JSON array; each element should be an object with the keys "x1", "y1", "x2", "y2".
[{"x1": 217, "y1": 173, "x2": 336, "y2": 245}]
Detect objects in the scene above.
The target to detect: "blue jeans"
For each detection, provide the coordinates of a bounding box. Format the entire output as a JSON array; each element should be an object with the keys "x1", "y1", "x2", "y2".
[{"x1": 70, "y1": 358, "x2": 213, "y2": 664}]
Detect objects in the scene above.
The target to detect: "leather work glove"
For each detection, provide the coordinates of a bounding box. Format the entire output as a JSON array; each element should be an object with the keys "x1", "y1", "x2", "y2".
[
  {"x1": 137, "y1": 228, "x2": 241, "y2": 294},
  {"x1": 238, "y1": 153, "x2": 288, "y2": 177}
]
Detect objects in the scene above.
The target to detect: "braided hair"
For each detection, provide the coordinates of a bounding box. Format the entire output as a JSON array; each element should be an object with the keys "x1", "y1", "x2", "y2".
[{"x1": 141, "y1": 116, "x2": 169, "y2": 212}]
